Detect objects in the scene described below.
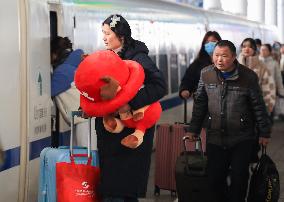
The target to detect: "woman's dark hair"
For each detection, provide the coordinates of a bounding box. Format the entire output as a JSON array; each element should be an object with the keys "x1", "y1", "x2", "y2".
[
  {"x1": 197, "y1": 31, "x2": 222, "y2": 60},
  {"x1": 241, "y1": 38, "x2": 257, "y2": 55},
  {"x1": 102, "y1": 14, "x2": 134, "y2": 58},
  {"x1": 262, "y1": 43, "x2": 272, "y2": 53},
  {"x1": 255, "y1": 38, "x2": 262, "y2": 46},
  {"x1": 51, "y1": 36, "x2": 73, "y2": 67}
]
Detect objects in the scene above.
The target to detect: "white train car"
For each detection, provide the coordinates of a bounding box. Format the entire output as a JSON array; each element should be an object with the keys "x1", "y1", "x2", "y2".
[{"x1": 0, "y1": 0, "x2": 279, "y2": 201}]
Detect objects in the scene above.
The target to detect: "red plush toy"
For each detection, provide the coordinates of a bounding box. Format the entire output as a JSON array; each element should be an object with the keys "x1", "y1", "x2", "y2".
[{"x1": 74, "y1": 50, "x2": 162, "y2": 149}]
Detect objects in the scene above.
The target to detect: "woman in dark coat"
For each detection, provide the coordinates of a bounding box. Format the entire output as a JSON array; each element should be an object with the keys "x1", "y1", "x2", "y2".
[
  {"x1": 179, "y1": 31, "x2": 222, "y2": 99},
  {"x1": 94, "y1": 14, "x2": 167, "y2": 202}
]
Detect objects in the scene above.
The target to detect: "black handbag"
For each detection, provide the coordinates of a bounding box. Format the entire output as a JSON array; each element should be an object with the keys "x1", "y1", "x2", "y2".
[{"x1": 247, "y1": 146, "x2": 280, "y2": 202}]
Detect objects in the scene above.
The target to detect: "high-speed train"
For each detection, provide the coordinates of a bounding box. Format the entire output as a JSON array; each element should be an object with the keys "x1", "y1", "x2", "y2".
[{"x1": 0, "y1": 0, "x2": 279, "y2": 201}]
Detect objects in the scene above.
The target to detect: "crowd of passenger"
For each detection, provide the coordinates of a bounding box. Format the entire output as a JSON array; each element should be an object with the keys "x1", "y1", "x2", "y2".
[
  {"x1": 180, "y1": 36, "x2": 284, "y2": 122},
  {"x1": 48, "y1": 13, "x2": 284, "y2": 202}
]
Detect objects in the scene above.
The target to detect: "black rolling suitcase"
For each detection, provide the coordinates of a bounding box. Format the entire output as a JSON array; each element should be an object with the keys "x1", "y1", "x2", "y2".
[{"x1": 175, "y1": 136, "x2": 211, "y2": 202}]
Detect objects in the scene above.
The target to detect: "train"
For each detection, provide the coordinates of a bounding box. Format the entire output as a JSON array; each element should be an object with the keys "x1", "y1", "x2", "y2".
[{"x1": 0, "y1": 0, "x2": 279, "y2": 201}]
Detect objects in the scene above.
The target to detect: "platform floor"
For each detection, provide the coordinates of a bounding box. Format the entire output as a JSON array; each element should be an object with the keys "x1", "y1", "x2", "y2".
[{"x1": 139, "y1": 120, "x2": 284, "y2": 202}]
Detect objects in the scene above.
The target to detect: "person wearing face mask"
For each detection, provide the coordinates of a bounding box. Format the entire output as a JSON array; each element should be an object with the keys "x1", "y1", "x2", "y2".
[
  {"x1": 238, "y1": 38, "x2": 276, "y2": 114},
  {"x1": 81, "y1": 14, "x2": 167, "y2": 202},
  {"x1": 179, "y1": 31, "x2": 222, "y2": 99}
]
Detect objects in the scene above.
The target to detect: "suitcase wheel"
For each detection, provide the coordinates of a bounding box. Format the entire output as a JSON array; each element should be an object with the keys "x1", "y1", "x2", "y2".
[{"x1": 154, "y1": 185, "x2": 160, "y2": 196}]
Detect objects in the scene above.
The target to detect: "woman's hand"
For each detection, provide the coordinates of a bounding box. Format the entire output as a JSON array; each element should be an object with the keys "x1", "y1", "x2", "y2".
[
  {"x1": 181, "y1": 90, "x2": 191, "y2": 99},
  {"x1": 118, "y1": 104, "x2": 131, "y2": 113}
]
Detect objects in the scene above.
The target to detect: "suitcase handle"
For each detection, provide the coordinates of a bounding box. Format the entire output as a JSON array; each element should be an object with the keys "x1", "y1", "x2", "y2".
[
  {"x1": 175, "y1": 99, "x2": 189, "y2": 125},
  {"x1": 182, "y1": 136, "x2": 204, "y2": 157},
  {"x1": 184, "y1": 99, "x2": 187, "y2": 124},
  {"x1": 70, "y1": 110, "x2": 92, "y2": 158},
  {"x1": 70, "y1": 154, "x2": 92, "y2": 165}
]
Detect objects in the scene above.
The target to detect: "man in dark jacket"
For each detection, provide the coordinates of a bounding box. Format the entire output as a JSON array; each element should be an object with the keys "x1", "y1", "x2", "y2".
[{"x1": 186, "y1": 40, "x2": 271, "y2": 202}]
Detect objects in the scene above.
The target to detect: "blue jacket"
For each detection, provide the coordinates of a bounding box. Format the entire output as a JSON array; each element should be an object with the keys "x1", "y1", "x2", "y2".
[{"x1": 51, "y1": 49, "x2": 83, "y2": 97}]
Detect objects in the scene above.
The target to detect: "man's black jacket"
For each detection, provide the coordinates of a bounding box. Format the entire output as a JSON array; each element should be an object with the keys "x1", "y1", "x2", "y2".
[{"x1": 186, "y1": 62, "x2": 271, "y2": 147}]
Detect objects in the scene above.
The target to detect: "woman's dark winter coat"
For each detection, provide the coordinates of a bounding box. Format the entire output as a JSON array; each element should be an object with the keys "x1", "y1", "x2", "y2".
[
  {"x1": 179, "y1": 54, "x2": 212, "y2": 96},
  {"x1": 96, "y1": 40, "x2": 167, "y2": 198}
]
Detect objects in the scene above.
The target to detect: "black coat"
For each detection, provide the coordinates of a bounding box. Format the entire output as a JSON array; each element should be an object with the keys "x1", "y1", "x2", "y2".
[
  {"x1": 186, "y1": 62, "x2": 271, "y2": 147},
  {"x1": 96, "y1": 40, "x2": 167, "y2": 198},
  {"x1": 179, "y1": 54, "x2": 212, "y2": 96}
]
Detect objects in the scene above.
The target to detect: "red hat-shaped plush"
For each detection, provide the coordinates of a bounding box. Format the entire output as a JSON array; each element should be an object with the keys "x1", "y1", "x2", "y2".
[{"x1": 74, "y1": 50, "x2": 144, "y2": 116}]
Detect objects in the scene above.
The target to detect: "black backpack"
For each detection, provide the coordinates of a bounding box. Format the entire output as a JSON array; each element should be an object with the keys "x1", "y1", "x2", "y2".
[{"x1": 247, "y1": 146, "x2": 280, "y2": 202}]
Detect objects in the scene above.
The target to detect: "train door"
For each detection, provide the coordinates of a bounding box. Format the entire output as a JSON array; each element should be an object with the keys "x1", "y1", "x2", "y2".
[
  {"x1": 49, "y1": 3, "x2": 65, "y2": 38},
  {"x1": 49, "y1": 4, "x2": 61, "y2": 148},
  {"x1": 49, "y1": 3, "x2": 73, "y2": 147}
]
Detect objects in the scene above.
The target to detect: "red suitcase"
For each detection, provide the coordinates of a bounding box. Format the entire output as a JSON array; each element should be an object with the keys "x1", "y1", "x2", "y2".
[{"x1": 154, "y1": 100, "x2": 206, "y2": 195}]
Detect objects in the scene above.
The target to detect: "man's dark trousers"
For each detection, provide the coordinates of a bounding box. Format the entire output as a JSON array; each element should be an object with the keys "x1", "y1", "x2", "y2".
[{"x1": 207, "y1": 140, "x2": 254, "y2": 202}]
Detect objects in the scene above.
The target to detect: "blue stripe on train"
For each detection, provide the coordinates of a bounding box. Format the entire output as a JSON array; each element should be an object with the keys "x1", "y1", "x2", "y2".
[
  {"x1": 0, "y1": 147, "x2": 21, "y2": 172},
  {"x1": 0, "y1": 96, "x2": 183, "y2": 171}
]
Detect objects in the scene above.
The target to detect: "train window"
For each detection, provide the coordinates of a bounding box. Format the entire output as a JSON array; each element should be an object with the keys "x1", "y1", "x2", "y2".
[
  {"x1": 179, "y1": 53, "x2": 188, "y2": 84},
  {"x1": 158, "y1": 54, "x2": 168, "y2": 94},
  {"x1": 170, "y1": 54, "x2": 178, "y2": 93},
  {"x1": 50, "y1": 11, "x2": 58, "y2": 40},
  {"x1": 149, "y1": 55, "x2": 156, "y2": 65}
]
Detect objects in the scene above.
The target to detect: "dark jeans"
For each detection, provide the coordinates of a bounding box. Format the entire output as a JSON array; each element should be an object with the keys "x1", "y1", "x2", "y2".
[
  {"x1": 207, "y1": 140, "x2": 254, "y2": 202},
  {"x1": 103, "y1": 197, "x2": 138, "y2": 202}
]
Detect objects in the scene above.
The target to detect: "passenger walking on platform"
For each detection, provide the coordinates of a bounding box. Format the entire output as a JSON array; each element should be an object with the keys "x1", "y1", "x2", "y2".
[
  {"x1": 272, "y1": 41, "x2": 282, "y2": 63},
  {"x1": 259, "y1": 44, "x2": 284, "y2": 120},
  {"x1": 179, "y1": 31, "x2": 221, "y2": 99},
  {"x1": 50, "y1": 36, "x2": 93, "y2": 147},
  {"x1": 259, "y1": 44, "x2": 284, "y2": 96},
  {"x1": 185, "y1": 40, "x2": 271, "y2": 202},
  {"x1": 84, "y1": 14, "x2": 166, "y2": 202},
  {"x1": 238, "y1": 38, "x2": 276, "y2": 114}
]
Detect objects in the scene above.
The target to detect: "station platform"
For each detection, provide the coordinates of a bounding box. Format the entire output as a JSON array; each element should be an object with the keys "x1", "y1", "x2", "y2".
[{"x1": 139, "y1": 120, "x2": 284, "y2": 202}]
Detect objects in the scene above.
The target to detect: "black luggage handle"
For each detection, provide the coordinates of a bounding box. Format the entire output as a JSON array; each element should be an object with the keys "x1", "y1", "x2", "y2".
[
  {"x1": 184, "y1": 99, "x2": 187, "y2": 124},
  {"x1": 261, "y1": 145, "x2": 267, "y2": 155},
  {"x1": 182, "y1": 136, "x2": 207, "y2": 176},
  {"x1": 251, "y1": 146, "x2": 268, "y2": 173},
  {"x1": 175, "y1": 99, "x2": 188, "y2": 125},
  {"x1": 182, "y1": 136, "x2": 205, "y2": 157},
  {"x1": 70, "y1": 110, "x2": 92, "y2": 158}
]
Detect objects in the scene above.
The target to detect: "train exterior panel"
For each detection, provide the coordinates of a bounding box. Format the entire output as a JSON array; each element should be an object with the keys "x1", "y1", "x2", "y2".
[
  {"x1": 1, "y1": 0, "x2": 23, "y2": 201},
  {"x1": 0, "y1": 0, "x2": 279, "y2": 201}
]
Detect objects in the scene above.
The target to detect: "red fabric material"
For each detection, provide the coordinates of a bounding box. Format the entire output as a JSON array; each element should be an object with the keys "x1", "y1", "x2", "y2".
[
  {"x1": 56, "y1": 155, "x2": 101, "y2": 202},
  {"x1": 74, "y1": 50, "x2": 144, "y2": 116},
  {"x1": 122, "y1": 102, "x2": 162, "y2": 132}
]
